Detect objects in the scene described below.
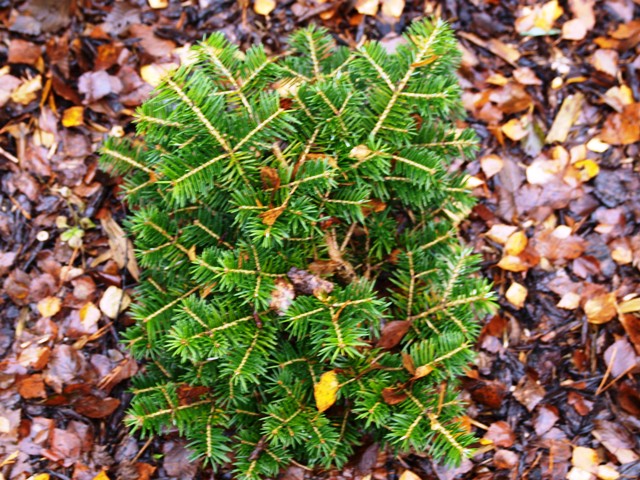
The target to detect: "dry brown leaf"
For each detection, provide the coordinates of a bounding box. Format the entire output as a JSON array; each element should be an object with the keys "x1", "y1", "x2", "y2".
[
  {"x1": 601, "y1": 103, "x2": 640, "y2": 145},
  {"x1": 515, "y1": 0, "x2": 563, "y2": 36},
  {"x1": 377, "y1": 321, "x2": 412, "y2": 349},
  {"x1": 314, "y1": 370, "x2": 339, "y2": 412},
  {"x1": 259, "y1": 206, "x2": 285, "y2": 226},
  {"x1": 513, "y1": 67, "x2": 542, "y2": 85},
  {"x1": 584, "y1": 292, "x2": 617, "y2": 324},
  {"x1": 545, "y1": 93, "x2": 584, "y2": 143},
  {"x1": 604, "y1": 338, "x2": 638, "y2": 378},
  {"x1": 100, "y1": 213, "x2": 140, "y2": 281},
  {"x1": 381, "y1": 386, "x2": 408, "y2": 405}
]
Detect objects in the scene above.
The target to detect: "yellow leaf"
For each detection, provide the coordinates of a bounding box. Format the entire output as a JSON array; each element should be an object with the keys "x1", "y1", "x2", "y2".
[
  {"x1": 573, "y1": 159, "x2": 599, "y2": 181},
  {"x1": 571, "y1": 446, "x2": 599, "y2": 470},
  {"x1": 0, "y1": 450, "x2": 19, "y2": 467},
  {"x1": 37, "y1": 296, "x2": 61, "y2": 318},
  {"x1": 485, "y1": 224, "x2": 517, "y2": 245},
  {"x1": 62, "y1": 106, "x2": 84, "y2": 127},
  {"x1": 27, "y1": 475, "x2": 50, "y2": 480},
  {"x1": 92, "y1": 472, "x2": 111, "y2": 480},
  {"x1": 505, "y1": 231, "x2": 528, "y2": 256},
  {"x1": 619, "y1": 297, "x2": 640, "y2": 314},
  {"x1": 11, "y1": 75, "x2": 42, "y2": 105},
  {"x1": 314, "y1": 370, "x2": 339, "y2": 412},
  {"x1": 501, "y1": 118, "x2": 528, "y2": 141},
  {"x1": 254, "y1": 0, "x2": 276, "y2": 15},
  {"x1": 545, "y1": 93, "x2": 584, "y2": 144},
  {"x1": 497, "y1": 255, "x2": 529, "y2": 272},
  {"x1": 506, "y1": 282, "x2": 528, "y2": 309}
]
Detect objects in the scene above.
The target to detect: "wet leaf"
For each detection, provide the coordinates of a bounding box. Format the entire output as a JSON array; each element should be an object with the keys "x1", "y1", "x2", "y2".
[
  {"x1": 314, "y1": 370, "x2": 339, "y2": 412},
  {"x1": 603, "y1": 338, "x2": 638, "y2": 378}
]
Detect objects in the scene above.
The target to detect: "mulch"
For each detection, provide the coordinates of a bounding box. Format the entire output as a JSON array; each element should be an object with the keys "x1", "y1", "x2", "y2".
[{"x1": 1, "y1": 0, "x2": 640, "y2": 479}]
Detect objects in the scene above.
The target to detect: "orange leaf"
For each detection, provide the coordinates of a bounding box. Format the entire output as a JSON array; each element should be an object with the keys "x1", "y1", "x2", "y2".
[
  {"x1": 314, "y1": 370, "x2": 339, "y2": 412},
  {"x1": 259, "y1": 206, "x2": 285, "y2": 226}
]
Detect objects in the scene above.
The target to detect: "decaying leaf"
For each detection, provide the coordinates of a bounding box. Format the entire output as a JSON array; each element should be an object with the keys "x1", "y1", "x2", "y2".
[
  {"x1": 287, "y1": 267, "x2": 333, "y2": 296},
  {"x1": 100, "y1": 213, "x2": 140, "y2": 281},
  {"x1": 314, "y1": 370, "x2": 339, "y2": 412}
]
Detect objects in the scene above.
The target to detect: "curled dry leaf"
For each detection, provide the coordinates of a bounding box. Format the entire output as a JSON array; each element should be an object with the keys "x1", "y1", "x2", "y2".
[
  {"x1": 314, "y1": 370, "x2": 339, "y2": 412},
  {"x1": 381, "y1": 386, "x2": 408, "y2": 405}
]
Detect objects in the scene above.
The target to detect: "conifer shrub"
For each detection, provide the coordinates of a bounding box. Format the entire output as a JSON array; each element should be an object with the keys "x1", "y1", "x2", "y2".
[{"x1": 101, "y1": 18, "x2": 496, "y2": 478}]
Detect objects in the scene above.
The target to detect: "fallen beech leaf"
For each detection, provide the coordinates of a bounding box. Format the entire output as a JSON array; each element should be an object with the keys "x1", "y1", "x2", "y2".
[
  {"x1": 287, "y1": 267, "x2": 333, "y2": 296},
  {"x1": 604, "y1": 85, "x2": 634, "y2": 111},
  {"x1": 596, "y1": 465, "x2": 620, "y2": 480},
  {"x1": 381, "y1": 386, "x2": 408, "y2": 405},
  {"x1": 10, "y1": 75, "x2": 42, "y2": 105},
  {"x1": 314, "y1": 370, "x2": 339, "y2": 412},
  {"x1": 483, "y1": 421, "x2": 515, "y2": 447},
  {"x1": 100, "y1": 213, "x2": 140, "y2": 281},
  {"x1": 355, "y1": 0, "x2": 379, "y2": 15},
  {"x1": 573, "y1": 159, "x2": 599, "y2": 181},
  {"x1": 377, "y1": 321, "x2": 412, "y2": 349},
  {"x1": 18, "y1": 374, "x2": 46, "y2": 399},
  {"x1": 413, "y1": 364, "x2": 433, "y2": 379},
  {"x1": 497, "y1": 255, "x2": 530, "y2": 272},
  {"x1": 593, "y1": 420, "x2": 640, "y2": 464},
  {"x1": 465, "y1": 378, "x2": 507, "y2": 409},
  {"x1": 558, "y1": 291, "x2": 581, "y2": 310},
  {"x1": 604, "y1": 338, "x2": 638, "y2": 378},
  {"x1": 572, "y1": 446, "x2": 599, "y2": 470},
  {"x1": 545, "y1": 93, "x2": 584, "y2": 143},
  {"x1": 73, "y1": 394, "x2": 120, "y2": 418},
  {"x1": 601, "y1": 103, "x2": 640, "y2": 145},
  {"x1": 259, "y1": 206, "x2": 285, "y2": 226},
  {"x1": 513, "y1": 67, "x2": 542, "y2": 85},
  {"x1": 619, "y1": 297, "x2": 640, "y2": 314},
  {"x1": 148, "y1": 0, "x2": 168, "y2": 8},
  {"x1": 515, "y1": 0, "x2": 563, "y2": 36},
  {"x1": 505, "y1": 231, "x2": 528, "y2": 255},
  {"x1": 254, "y1": 0, "x2": 276, "y2": 15},
  {"x1": 494, "y1": 449, "x2": 519, "y2": 469},
  {"x1": 480, "y1": 154, "x2": 504, "y2": 178},
  {"x1": 62, "y1": 106, "x2": 84, "y2": 128},
  {"x1": 269, "y1": 278, "x2": 295, "y2": 315},
  {"x1": 28, "y1": 475, "x2": 50, "y2": 480},
  {"x1": 505, "y1": 282, "x2": 527, "y2": 309},
  {"x1": 586, "y1": 137, "x2": 610, "y2": 152},
  {"x1": 501, "y1": 117, "x2": 529, "y2": 141},
  {"x1": 399, "y1": 471, "x2": 421, "y2": 480},
  {"x1": 562, "y1": 18, "x2": 588, "y2": 41},
  {"x1": 485, "y1": 224, "x2": 518, "y2": 245},
  {"x1": 584, "y1": 292, "x2": 617, "y2": 324},
  {"x1": 513, "y1": 374, "x2": 545, "y2": 411},
  {"x1": 99, "y1": 286, "x2": 131, "y2": 320},
  {"x1": 381, "y1": 0, "x2": 405, "y2": 18},
  {"x1": 591, "y1": 49, "x2": 619, "y2": 77},
  {"x1": 8, "y1": 39, "x2": 42, "y2": 66},
  {"x1": 37, "y1": 296, "x2": 62, "y2": 318},
  {"x1": 140, "y1": 63, "x2": 178, "y2": 87}
]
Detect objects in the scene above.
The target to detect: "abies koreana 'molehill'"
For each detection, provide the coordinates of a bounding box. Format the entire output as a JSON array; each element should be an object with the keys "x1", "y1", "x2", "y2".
[{"x1": 100, "y1": 18, "x2": 496, "y2": 479}]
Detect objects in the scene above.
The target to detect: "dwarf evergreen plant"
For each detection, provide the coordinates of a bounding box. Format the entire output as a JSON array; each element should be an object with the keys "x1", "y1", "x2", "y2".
[{"x1": 100, "y1": 18, "x2": 495, "y2": 478}]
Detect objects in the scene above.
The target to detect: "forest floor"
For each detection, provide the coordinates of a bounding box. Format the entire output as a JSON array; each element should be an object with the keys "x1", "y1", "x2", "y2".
[{"x1": 1, "y1": 0, "x2": 640, "y2": 479}]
